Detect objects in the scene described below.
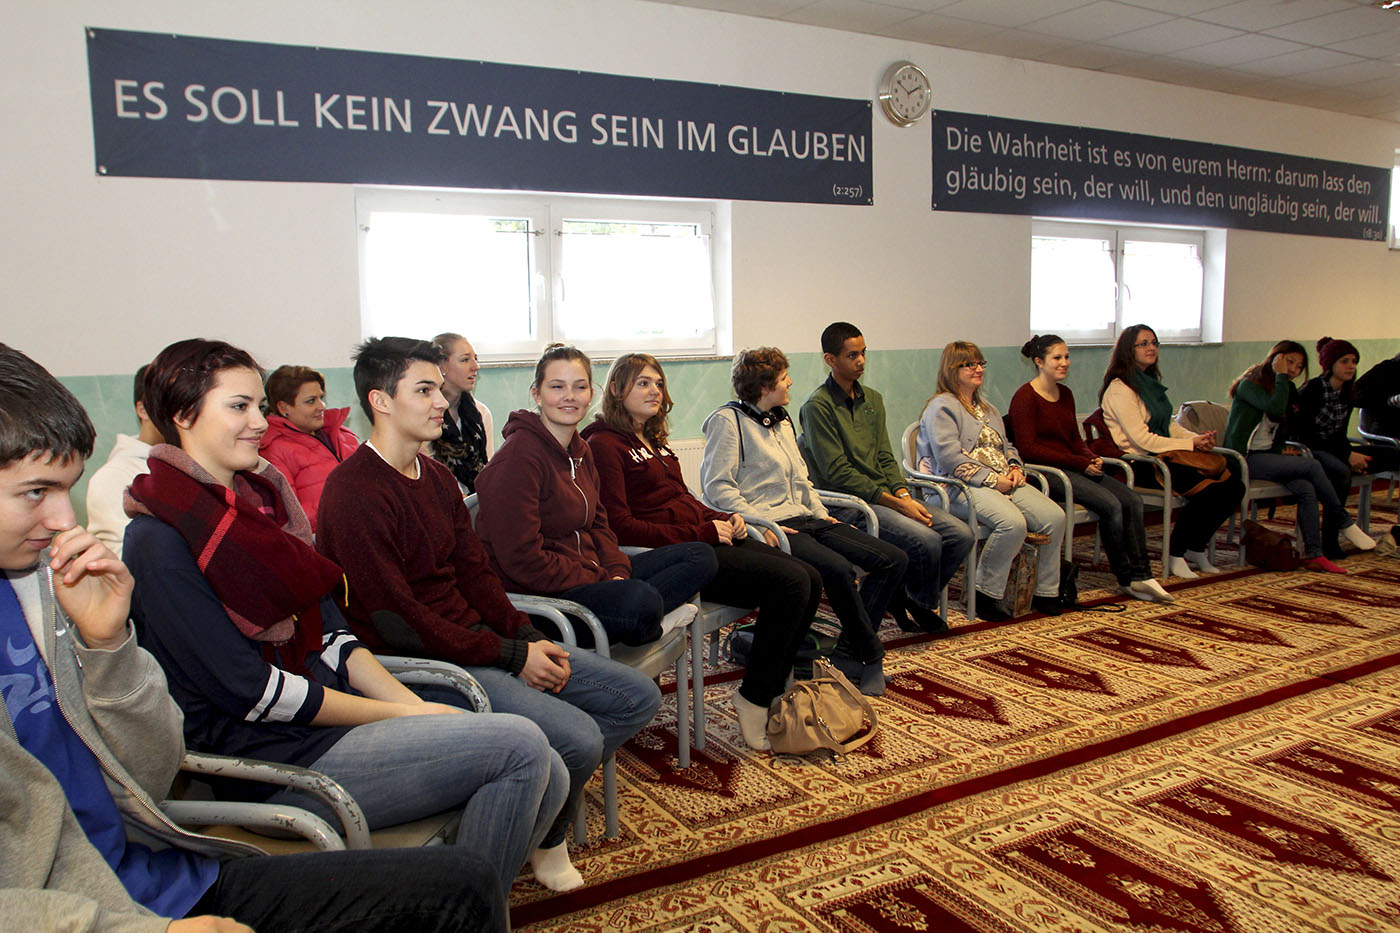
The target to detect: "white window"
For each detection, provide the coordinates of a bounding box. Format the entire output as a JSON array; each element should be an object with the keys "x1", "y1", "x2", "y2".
[
  {"x1": 357, "y1": 189, "x2": 727, "y2": 359},
  {"x1": 1030, "y1": 219, "x2": 1209, "y2": 345},
  {"x1": 1388, "y1": 155, "x2": 1400, "y2": 249}
]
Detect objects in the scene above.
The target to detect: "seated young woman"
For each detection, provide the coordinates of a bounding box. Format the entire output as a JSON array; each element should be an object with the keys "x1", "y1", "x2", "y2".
[
  {"x1": 429, "y1": 332, "x2": 494, "y2": 495},
  {"x1": 1293, "y1": 336, "x2": 1390, "y2": 552},
  {"x1": 257, "y1": 364, "x2": 360, "y2": 531},
  {"x1": 122, "y1": 338, "x2": 567, "y2": 895},
  {"x1": 917, "y1": 341, "x2": 1066, "y2": 621},
  {"x1": 1099, "y1": 324, "x2": 1244, "y2": 579},
  {"x1": 582, "y1": 353, "x2": 822, "y2": 750},
  {"x1": 700, "y1": 347, "x2": 908, "y2": 697},
  {"x1": 1008, "y1": 335, "x2": 1173, "y2": 603},
  {"x1": 1224, "y1": 340, "x2": 1355, "y2": 572},
  {"x1": 475, "y1": 344, "x2": 717, "y2": 647}
]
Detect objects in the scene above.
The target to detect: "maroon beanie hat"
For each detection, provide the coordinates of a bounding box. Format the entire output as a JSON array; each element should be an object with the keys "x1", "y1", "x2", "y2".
[{"x1": 1316, "y1": 336, "x2": 1359, "y2": 376}]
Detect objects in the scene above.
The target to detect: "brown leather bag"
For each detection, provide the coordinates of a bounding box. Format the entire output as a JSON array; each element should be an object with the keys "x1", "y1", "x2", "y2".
[
  {"x1": 767, "y1": 658, "x2": 878, "y2": 756},
  {"x1": 1242, "y1": 519, "x2": 1302, "y2": 571},
  {"x1": 1158, "y1": 449, "x2": 1230, "y2": 496}
]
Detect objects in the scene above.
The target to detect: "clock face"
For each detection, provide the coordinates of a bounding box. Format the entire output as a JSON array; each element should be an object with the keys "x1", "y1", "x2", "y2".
[{"x1": 880, "y1": 61, "x2": 931, "y2": 126}]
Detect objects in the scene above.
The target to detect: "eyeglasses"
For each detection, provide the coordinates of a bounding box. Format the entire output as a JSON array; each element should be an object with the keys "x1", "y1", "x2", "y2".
[
  {"x1": 1134, "y1": 339, "x2": 1160, "y2": 349},
  {"x1": 960, "y1": 360, "x2": 988, "y2": 370}
]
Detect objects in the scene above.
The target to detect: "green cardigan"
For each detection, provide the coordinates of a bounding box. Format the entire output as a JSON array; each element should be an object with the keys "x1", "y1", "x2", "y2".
[
  {"x1": 1223, "y1": 376, "x2": 1291, "y2": 454},
  {"x1": 798, "y1": 377, "x2": 906, "y2": 503}
]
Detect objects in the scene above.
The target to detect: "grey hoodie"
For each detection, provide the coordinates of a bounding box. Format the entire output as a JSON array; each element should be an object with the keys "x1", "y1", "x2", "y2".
[{"x1": 700, "y1": 403, "x2": 829, "y2": 524}]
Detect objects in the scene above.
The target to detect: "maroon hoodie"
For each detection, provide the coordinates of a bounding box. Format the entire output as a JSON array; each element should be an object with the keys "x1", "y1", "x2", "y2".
[
  {"x1": 580, "y1": 421, "x2": 729, "y2": 547},
  {"x1": 476, "y1": 410, "x2": 631, "y2": 593}
]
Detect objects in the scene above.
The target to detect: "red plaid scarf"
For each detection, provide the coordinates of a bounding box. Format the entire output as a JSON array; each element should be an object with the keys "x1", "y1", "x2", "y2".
[{"x1": 125, "y1": 445, "x2": 344, "y2": 675}]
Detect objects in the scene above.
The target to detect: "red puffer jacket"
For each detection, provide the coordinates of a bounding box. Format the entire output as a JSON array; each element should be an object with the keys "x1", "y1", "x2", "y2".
[{"x1": 258, "y1": 408, "x2": 361, "y2": 531}]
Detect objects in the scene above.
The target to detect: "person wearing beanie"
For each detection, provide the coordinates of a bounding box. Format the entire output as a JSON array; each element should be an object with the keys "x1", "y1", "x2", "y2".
[{"x1": 1294, "y1": 336, "x2": 1398, "y2": 552}]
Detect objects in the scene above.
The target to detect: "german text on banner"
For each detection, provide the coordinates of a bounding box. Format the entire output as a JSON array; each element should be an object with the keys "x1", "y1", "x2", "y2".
[
  {"x1": 932, "y1": 110, "x2": 1388, "y2": 241},
  {"x1": 87, "y1": 28, "x2": 873, "y2": 206}
]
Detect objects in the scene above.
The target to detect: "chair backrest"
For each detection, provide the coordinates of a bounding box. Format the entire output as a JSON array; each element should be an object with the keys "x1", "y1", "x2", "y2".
[
  {"x1": 900, "y1": 422, "x2": 919, "y2": 473},
  {"x1": 1081, "y1": 408, "x2": 1124, "y2": 458},
  {"x1": 1176, "y1": 399, "x2": 1228, "y2": 437}
]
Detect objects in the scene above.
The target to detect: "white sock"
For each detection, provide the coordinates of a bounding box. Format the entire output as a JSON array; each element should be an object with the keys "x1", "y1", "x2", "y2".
[
  {"x1": 1184, "y1": 550, "x2": 1221, "y2": 574},
  {"x1": 732, "y1": 692, "x2": 771, "y2": 751},
  {"x1": 1167, "y1": 556, "x2": 1198, "y2": 579},
  {"x1": 1129, "y1": 579, "x2": 1176, "y2": 603},
  {"x1": 660, "y1": 603, "x2": 698, "y2": 635},
  {"x1": 1340, "y1": 524, "x2": 1376, "y2": 550},
  {"x1": 530, "y1": 841, "x2": 584, "y2": 892}
]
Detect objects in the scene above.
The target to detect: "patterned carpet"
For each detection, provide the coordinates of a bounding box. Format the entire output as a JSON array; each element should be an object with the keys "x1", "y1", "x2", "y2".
[{"x1": 512, "y1": 498, "x2": 1400, "y2": 932}]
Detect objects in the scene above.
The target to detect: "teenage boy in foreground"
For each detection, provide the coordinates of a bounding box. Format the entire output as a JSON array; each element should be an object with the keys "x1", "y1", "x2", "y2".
[
  {"x1": 0, "y1": 342, "x2": 506, "y2": 933},
  {"x1": 799, "y1": 322, "x2": 975, "y2": 635},
  {"x1": 316, "y1": 336, "x2": 661, "y2": 893}
]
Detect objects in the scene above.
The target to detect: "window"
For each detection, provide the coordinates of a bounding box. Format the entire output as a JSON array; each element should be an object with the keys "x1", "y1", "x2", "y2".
[
  {"x1": 357, "y1": 189, "x2": 727, "y2": 359},
  {"x1": 1388, "y1": 153, "x2": 1400, "y2": 249},
  {"x1": 1030, "y1": 219, "x2": 1209, "y2": 345}
]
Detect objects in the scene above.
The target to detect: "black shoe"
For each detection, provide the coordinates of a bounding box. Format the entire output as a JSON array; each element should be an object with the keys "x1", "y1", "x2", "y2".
[
  {"x1": 1031, "y1": 595, "x2": 1063, "y2": 616},
  {"x1": 908, "y1": 602, "x2": 953, "y2": 637},
  {"x1": 973, "y1": 591, "x2": 1011, "y2": 622}
]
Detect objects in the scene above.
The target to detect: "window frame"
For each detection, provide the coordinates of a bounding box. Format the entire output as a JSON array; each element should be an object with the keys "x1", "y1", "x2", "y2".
[
  {"x1": 1031, "y1": 218, "x2": 1212, "y2": 346},
  {"x1": 356, "y1": 188, "x2": 727, "y2": 362}
]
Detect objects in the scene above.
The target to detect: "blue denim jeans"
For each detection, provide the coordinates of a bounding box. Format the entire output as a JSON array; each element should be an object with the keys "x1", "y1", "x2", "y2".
[
  {"x1": 857, "y1": 503, "x2": 974, "y2": 612},
  {"x1": 955, "y1": 484, "x2": 1065, "y2": 599},
  {"x1": 460, "y1": 649, "x2": 661, "y2": 846},
  {"x1": 1246, "y1": 451, "x2": 1346, "y2": 557},
  {"x1": 1043, "y1": 470, "x2": 1151, "y2": 585},
  {"x1": 559, "y1": 541, "x2": 718, "y2": 645},
  {"x1": 268, "y1": 711, "x2": 566, "y2": 894},
  {"x1": 782, "y1": 517, "x2": 909, "y2": 664}
]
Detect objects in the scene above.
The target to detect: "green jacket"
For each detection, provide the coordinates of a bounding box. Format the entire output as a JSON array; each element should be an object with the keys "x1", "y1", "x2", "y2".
[
  {"x1": 1224, "y1": 376, "x2": 1292, "y2": 454},
  {"x1": 798, "y1": 376, "x2": 905, "y2": 503}
]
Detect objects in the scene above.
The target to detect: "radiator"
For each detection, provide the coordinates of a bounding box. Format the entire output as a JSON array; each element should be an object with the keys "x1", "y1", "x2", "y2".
[{"x1": 669, "y1": 437, "x2": 706, "y2": 496}]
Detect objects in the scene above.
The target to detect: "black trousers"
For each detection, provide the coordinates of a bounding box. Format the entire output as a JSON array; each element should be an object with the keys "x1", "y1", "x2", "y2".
[{"x1": 1131, "y1": 460, "x2": 1244, "y2": 556}]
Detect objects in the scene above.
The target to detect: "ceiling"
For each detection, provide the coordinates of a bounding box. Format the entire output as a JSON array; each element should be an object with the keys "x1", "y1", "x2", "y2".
[{"x1": 641, "y1": 0, "x2": 1400, "y2": 122}]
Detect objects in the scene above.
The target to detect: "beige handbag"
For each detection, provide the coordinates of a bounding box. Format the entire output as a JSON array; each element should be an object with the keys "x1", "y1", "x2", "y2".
[{"x1": 766, "y1": 658, "x2": 878, "y2": 756}]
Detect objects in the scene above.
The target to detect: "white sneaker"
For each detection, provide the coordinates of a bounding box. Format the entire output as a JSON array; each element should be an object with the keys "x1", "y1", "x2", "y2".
[
  {"x1": 1167, "y1": 556, "x2": 1198, "y2": 579},
  {"x1": 1127, "y1": 579, "x2": 1176, "y2": 603},
  {"x1": 660, "y1": 603, "x2": 699, "y2": 634},
  {"x1": 1183, "y1": 550, "x2": 1222, "y2": 574},
  {"x1": 1340, "y1": 524, "x2": 1377, "y2": 551}
]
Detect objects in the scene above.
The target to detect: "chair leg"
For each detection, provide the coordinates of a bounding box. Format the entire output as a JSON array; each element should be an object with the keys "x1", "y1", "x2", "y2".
[
  {"x1": 572, "y1": 790, "x2": 587, "y2": 846},
  {"x1": 966, "y1": 545, "x2": 978, "y2": 621},
  {"x1": 691, "y1": 624, "x2": 705, "y2": 753},
  {"x1": 1358, "y1": 480, "x2": 1372, "y2": 534},
  {"x1": 675, "y1": 652, "x2": 691, "y2": 770},
  {"x1": 602, "y1": 755, "x2": 619, "y2": 839}
]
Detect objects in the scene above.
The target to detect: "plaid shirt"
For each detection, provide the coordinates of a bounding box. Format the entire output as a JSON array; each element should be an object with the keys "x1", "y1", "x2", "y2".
[{"x1": 1314, "y1": 381, "x2": 1349, "y2": 442}]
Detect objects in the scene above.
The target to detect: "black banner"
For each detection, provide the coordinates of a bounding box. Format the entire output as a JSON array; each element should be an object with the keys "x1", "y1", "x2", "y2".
[
  {"x1": 86, "y1": 28, "x2": 873, "y2": 205},
  {"x1": 932, "y1": 110, "x2": 1388, "y2": 241}
]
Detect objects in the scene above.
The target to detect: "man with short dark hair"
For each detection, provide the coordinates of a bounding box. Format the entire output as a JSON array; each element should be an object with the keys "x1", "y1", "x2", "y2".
[
  {"x1": 317, "y1": 336, "x2": 661, "y2": 893},
  {"x1": 85, "y1": 363, "x2": 163, "y2": 557},
  {"x1": 0, "y1": 343, "x2": 508, "y2": 932},
  {"x1": 800, "y1": 323, "x2": 974, "y2": 634}
]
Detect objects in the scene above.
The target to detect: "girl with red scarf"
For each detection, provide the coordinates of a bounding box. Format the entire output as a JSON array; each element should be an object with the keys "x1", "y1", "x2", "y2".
[{"x1": 122, "y1": 339, "x2": 565, "y2": 895}]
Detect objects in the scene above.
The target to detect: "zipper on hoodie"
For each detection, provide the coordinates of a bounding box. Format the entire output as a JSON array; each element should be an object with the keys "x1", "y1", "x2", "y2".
[{"x1": 567, "y1": 455, "x2": 600, "y2": 570}]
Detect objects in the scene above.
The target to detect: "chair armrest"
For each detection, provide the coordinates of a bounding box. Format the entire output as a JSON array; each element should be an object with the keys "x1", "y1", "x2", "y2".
[
  {"x1": 179, "y1": 751, "x2": 370, "y2": 849},
  {"x1": 739, "y1": 513, "x2": 790, "y2": 553},
  {"x1": 1018, "y1": 466, "x2": 1050, "y2": 494},
  {"x1": 1024, "y1": 463, "x2": 1070, "y2": 512},
  {"x1": 1358, "y1": 427, "x2": 1400, "y2": 449},
  {"x1": 1119, "y1": 452, "x2": 1174, "y2": 501},
  {"x1": 160, "y1": 800, "x2": 346, "y2": 851},
  {"x1": 816, "y1": 489, "x2": 879, "y2": 536},
  {"x1": 901, "y1": 475, "x2": 950, "y2": 511},
  {"x1": 1099, "y1": 457, "x2": 1132, "y2": 483},
  {"x1": 507, "y1": 595, "x2": 611, "y2": 657},
  {"x1": 620, "y1": 546, "x2": 650, "y2": 557},
  {"x1": 1210, "y1": 446, "x2": 1250, "y2": 491},
  {"x1": 378, "y1": 656, "x2": 492, "y2": 714}
]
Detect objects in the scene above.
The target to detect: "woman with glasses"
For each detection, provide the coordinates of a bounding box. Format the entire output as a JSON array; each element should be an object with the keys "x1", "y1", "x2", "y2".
[
  {"x1": 916, "y1": 342, "x2": 1066, "y2": 621},
  {"x1": 1009, "y1": 334, "x2": 1173, "y2": 602},
  {"x1": 1099, "y1": 324, "x2": 1243, "y2": 578}
]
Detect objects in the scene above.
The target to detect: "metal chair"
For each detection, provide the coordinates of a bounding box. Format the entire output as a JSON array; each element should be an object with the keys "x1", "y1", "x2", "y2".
[
  {"x1": 1357, "y1": 426, "x2": 1399, "y2": 518},
  {"x1": 165, "y1": 657, "x2": 490, "y2": 853},
  {"x1": 463, "y1": 494, "x2": 691, "y2": 843}
]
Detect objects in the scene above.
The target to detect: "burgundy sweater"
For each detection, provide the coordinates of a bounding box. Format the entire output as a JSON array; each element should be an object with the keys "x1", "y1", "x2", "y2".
[
  {"x1": 1007, "y1": 383, "x2": 1097, "y2": 472},
  {"x1": 580, "y1": 422, "x2": 729, "y2": 547},
  {"x1": 315, "y1": 445, "x2": 543, "y2": 672},
  {"x1": 475, "y1": 411, "x2": 630, "y2": 594}
]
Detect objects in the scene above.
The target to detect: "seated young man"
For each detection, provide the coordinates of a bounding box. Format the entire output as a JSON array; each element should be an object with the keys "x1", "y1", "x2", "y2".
[
  {"x1": 84, "y1": 363, "x2": 162, "y2": 557},
  {"x1": 316, "y1": 336, "x2": 662, "y2": 893},
  {"x1": 800, "y1": 323, "x2": 974, "y2": 634},
  {"x1": 0, "y1": 342, "x2": 507, "y2": 933}
]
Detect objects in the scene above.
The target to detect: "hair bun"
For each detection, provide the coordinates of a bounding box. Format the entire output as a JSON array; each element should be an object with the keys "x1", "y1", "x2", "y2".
[
  {"x1": 1020, "y1": 336, "x2": 1039, "y2": 358},
  {"x1": 1316, "y1": 336, "x2": 1331, "y2": 352}
]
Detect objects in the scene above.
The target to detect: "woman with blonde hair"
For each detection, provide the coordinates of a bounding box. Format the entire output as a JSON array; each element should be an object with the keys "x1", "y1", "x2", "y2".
[
  {"x1": 916, "y1": 341, "x2": 1065, "y2": 621},
  {"x1": 428, "y1": 333, "x2": 494, "y2": 494},
  {"x1": 583, "y1": 352, "x2": 820, "y2": 750}
]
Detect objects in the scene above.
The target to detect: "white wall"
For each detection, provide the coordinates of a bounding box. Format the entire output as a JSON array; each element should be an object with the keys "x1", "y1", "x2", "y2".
[{"x1": 4, "y1": 0, "x2": 1399, "y2": 379}]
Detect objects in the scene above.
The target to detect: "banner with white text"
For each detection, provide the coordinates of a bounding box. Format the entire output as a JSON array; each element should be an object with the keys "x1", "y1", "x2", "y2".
[
  {"x1": 86, "y1": 28, "x2": 873, "y2": 205},
  {"x1": 932, "y1": 110, "x2": 1388, "y2": 241}
]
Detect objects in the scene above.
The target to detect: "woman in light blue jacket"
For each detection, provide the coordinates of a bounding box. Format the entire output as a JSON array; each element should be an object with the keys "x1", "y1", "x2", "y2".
[{"x1": 916, "y1": 341, "x2": 1065, "y2": 621}]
